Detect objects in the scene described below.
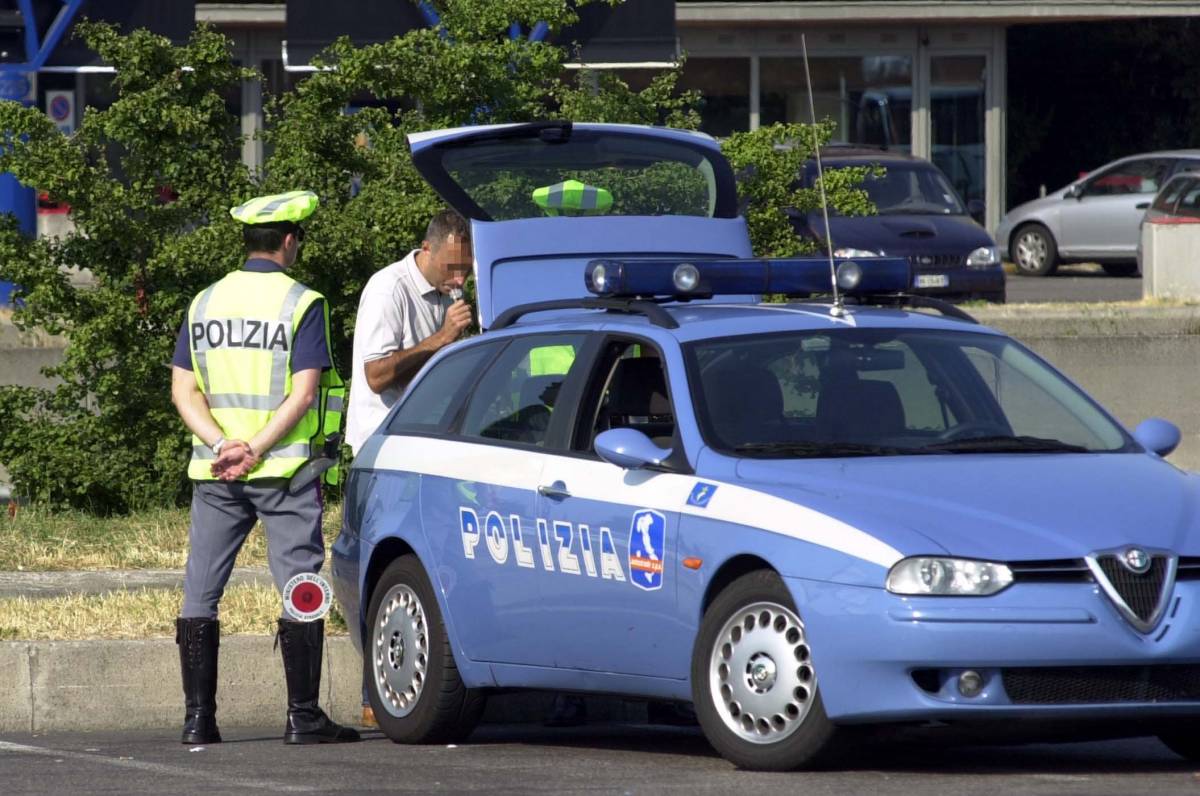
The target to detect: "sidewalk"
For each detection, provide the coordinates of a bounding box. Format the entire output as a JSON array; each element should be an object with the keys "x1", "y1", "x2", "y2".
[{"x1": 0, "y1": 568, "x2": 647, "y2": 734}]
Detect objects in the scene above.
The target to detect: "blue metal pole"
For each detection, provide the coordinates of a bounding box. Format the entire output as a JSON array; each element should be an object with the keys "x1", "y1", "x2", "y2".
[{"x1": 0, "y1": 0, "x2": 84, "y2": 305}]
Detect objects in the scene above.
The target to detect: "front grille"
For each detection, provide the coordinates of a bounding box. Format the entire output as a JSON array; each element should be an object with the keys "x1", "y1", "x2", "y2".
[
  {"x1": 1004, "y1": 666, "x2": 1200, "y2": 704},
  {"x1": 1008, "y1": 559, "x2": 1092, "y2": 583},
  {"x1": 1095, "y1": 555, "x2": 1168, "y2": 623},
  {"x1": 908, "y1": 254, "x2": 966, "y2": 271},
  {"x1": 1178, "y1": 556, "x2": 1200, "y2": 580}
]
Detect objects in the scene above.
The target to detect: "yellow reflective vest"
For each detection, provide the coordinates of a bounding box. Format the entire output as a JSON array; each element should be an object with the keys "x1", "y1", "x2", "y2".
[
  {"x1": 529, "y1": 344, "x2": 576, "y2": 376},
  {"x1": 186, "y1": 270, "x2": 345, "y2": 483}
]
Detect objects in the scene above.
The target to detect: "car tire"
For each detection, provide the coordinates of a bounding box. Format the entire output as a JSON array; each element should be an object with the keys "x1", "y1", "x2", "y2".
[
  {"x1": 1101, "y1": 262, "x2": 1138, "y2": 277},
  {"x1": 365, "y1": 555, "x2": 486, "y2": 744},
  {"x1": 691, "y1": 569, "x2": 841, "y2": 770},
  {"x1": 1011, "y1": 223, "x2": 1058, "y2": 276}
]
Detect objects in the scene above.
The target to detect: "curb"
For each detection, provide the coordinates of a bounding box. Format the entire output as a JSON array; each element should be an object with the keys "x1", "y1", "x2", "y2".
[{"x1": 0, "y1": 636, "x2": 648, "y2": 734}]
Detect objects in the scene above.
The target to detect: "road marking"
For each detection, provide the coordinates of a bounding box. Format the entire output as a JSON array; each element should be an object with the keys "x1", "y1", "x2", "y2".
[{"x1": 0, "y1": 740, "x2": 318, "y2": 793}]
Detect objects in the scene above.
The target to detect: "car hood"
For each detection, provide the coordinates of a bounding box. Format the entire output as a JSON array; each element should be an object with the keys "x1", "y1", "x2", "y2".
[
  {"x1": 813, "y1": 212, "x2": 994, "y2": 255},
  {"x1": 735, "y1": 453, "x2": 1200, "y2": 561}
]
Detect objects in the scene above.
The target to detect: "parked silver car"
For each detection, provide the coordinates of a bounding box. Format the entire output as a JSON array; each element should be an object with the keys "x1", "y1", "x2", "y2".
[{"x1": 996, "y1": 150, "x2": 1200, "y2": 276}]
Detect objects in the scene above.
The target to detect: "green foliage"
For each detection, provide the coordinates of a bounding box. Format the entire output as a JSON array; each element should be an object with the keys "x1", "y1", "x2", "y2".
[
  {"x1": 721, "y1": 121, "x2": 877, "y2": 258},
  {"x1": 0, "y1": 22, "x2": 252, "y2": 511},
  {"x1": 0, "y1": 1, "x2": 871, "y2": 513}
]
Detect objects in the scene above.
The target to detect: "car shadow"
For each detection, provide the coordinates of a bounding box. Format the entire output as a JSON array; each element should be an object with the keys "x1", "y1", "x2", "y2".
[{"x1": 463, "y1": 722, "x2": 1193, "y2": 774}]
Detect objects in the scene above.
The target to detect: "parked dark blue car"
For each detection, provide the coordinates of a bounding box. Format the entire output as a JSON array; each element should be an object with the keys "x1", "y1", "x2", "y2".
[{"x1": 794, "y1": 148, "x2": 1006, "y2": 303}]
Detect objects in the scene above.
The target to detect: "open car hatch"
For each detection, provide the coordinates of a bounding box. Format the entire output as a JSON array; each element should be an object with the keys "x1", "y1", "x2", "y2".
[{"x1": 408, "y1": 122, "x2": 753, "y2": 327}]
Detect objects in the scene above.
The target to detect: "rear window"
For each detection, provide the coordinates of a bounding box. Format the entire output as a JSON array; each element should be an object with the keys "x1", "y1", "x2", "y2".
[
  {"x1": 1152, "y1": 177, "x2": 1193, "y2": 212},
  {"x1": 430, "y1": 128, "x2": 730, "y2": 221},
  {"x1": 1177, "y1": 181, "x2": 1200, "y2": 218}
]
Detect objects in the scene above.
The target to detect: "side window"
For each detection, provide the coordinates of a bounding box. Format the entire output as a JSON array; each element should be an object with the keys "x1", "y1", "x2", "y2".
[
  {"x1": 386, "y1": 342, "x2": 500, "y2": 434},
  {"x1": 460, "y1": 334, "x2": 587, "y2": 448},
  {"x1": 855, "y1": 342, "x2": 952, "y2": 433},
  {"x1": 1088, "y1": 159, "x2": 1172, "y2": 196},
  {"x1": 577, "y1": 341, "x2": 675, "y2": 451}
]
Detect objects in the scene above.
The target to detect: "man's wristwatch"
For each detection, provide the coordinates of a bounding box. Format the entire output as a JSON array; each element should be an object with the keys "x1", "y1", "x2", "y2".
[{"x1": 211, "y1": 436, "x2": 227, "y2": 455}]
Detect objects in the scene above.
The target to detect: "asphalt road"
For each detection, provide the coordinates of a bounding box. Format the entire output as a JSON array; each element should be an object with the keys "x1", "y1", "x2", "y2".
[
  {"x1": 1005, "y1": 265, "x2": 1143, "y2": 304},
  {"x1": 3, "y1": 723, "x2": 1198, "y2": 795}
]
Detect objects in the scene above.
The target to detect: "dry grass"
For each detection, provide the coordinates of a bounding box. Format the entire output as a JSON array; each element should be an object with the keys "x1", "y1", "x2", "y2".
[
  {"x1": 0, "y1": 503, "x2": 343, "y2": 571},
  {"x1": 0, "y1": 583, "x2": 349, "y2": 640}
]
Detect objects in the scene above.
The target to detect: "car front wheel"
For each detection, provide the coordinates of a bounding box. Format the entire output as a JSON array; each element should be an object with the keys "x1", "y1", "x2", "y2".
[
  {"x1": 365, "y1": 555, "x2": 486, "y2": 744},
  {"x1": 1012, "y1": 223, "x2": 1058, "y2": 276},
  {"x1": 691, "y1": 569, "x2": 840, "y2": 770}
]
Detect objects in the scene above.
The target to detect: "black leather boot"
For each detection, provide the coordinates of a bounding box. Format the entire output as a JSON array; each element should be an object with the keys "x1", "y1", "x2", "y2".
[
  {"x1": 176, "y1": 617, "x2": 222, "y2": 745},
  {"x1": 277, "y1": 619, "x2": 361, "y2": 744}
]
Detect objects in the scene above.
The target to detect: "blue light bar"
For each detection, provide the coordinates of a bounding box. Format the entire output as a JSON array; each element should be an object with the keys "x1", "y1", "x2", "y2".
[{"x1": 584, "y1": 257, "x2": 911, "y2": 299}]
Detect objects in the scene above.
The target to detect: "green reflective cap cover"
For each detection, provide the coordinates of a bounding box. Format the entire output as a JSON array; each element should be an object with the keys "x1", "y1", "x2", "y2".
[
  {"x1": 230, "y1": 190, "x2": 319, "y2": 224},
  {"x1": 532, "y1": 180, "x2": 613, "y2": 216}
]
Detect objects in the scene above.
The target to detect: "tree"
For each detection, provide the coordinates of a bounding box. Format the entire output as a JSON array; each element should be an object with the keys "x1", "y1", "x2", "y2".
[{"x1": 0, "y1": 1, "x2": 870, "y2": 512}]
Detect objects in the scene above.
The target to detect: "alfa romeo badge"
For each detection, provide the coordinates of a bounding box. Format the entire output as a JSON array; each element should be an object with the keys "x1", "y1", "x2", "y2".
[{"x1": 282, "y1": 572, "x2": 332, "y2": 621}]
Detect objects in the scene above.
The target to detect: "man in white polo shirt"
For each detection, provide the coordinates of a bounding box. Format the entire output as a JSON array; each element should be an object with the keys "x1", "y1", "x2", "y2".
[{"x1": 346, "y1": 209, "x2": 473, "y2": 453}]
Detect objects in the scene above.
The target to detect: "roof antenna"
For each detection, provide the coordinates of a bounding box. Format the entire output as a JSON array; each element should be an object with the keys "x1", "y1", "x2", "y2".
[{"x1": 801, "y1": 34, "x2": 844, "y2": 317}]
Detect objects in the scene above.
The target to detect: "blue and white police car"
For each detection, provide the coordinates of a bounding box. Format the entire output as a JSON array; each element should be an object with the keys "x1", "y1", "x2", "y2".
[{"x1": 332, "y1": 122, "x2": 1200, "y2": 770}]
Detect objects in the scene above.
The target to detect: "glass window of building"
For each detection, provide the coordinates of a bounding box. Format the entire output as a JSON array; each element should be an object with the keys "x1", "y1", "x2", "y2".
[
  {"x1": 930, "y1": 55, "x2": 985, "y2": 211},
  {"x1": 761, "y1": 56, "x2": 913, "y2": 149},
  {"x1": 678, "y1": 57, "x2": 749, "y2": 138}
]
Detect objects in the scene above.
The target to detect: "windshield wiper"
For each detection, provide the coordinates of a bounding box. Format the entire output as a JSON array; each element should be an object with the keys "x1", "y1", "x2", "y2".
[
  {"x1": 920, "y1": 435, "x2": 1089, "y2": 454},
  {"x1": 732, "y1": 441, "x2": 929, "y2": 458}
]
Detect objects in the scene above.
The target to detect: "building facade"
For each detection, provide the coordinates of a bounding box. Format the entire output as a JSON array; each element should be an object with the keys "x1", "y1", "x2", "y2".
[{"x1": 37, "y1": 1, "x2": 1200, "y2": 235}]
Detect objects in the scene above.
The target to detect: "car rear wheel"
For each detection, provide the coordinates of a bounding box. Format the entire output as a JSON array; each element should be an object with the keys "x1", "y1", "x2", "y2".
[
  {"x1": 365, "y1": 555, "x2": 486, "y2": 744},
  {"x1": 691, "y1": 569, "x2": 840, "y2": 770},
  {"x1": 1012, "y1": 223, "x2": 1058, "y2": 276},
  {"x1": 1101, "y1": 262, "x2": 1138, "y2": 277}
]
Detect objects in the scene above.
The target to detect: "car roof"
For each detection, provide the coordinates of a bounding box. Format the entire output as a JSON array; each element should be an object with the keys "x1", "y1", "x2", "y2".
[
  {"x1": 482, "y1": 301, "x2": 1005, "y2": 344},
  {"x1": 1107, "y1": 149, "x2": 1200, "y2": 161},
  {"x1": 813, "y1": 148, "x2": 930, "y2": 169}
]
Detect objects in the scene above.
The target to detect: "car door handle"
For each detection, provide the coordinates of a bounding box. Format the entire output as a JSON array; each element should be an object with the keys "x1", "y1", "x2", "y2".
[
  {"x1": 538, "y1": 481, "x2": 571, "y2": 500},
  {"x1": 1136, "y1": 202, "x2": 1150, "y2": 210}
]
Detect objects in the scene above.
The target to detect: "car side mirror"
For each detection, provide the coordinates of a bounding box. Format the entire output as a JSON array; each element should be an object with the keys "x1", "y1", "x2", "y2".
[
  {"x1": 595, "y1": 428, "x2": 673, "y2": 469},
  {"x1": 1064, "y1": 184, "x2": 1083, "y2": 200},
  {"x1": 966, "y1": 198, "x2": 985, "y2": 222},
  {"x1": 1133, "y1": 418, "x2": 1181, "y2": 457}
]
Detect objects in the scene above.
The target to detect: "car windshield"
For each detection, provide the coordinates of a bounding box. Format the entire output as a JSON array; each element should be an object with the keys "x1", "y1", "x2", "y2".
[
  {"x1": 825, "y1": 163, "x2": 965, "y2": 216},
  {"x1": 686, "y1": 328, "x2": 1134, "y2": 458},
  {"x1": 434, "y1": 129, "x2": 724, "y2": 221}
]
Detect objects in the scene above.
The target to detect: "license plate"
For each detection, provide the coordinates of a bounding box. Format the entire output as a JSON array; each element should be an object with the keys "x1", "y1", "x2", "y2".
[{"x1": 915, "y1": 274, "x2": 949, "y2": 288}]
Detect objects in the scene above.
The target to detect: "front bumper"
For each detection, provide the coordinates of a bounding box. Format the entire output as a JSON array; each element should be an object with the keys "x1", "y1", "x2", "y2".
[
  {"x1": 995, "y1": 219, "x2": 1014, "y2": 260},
  {"x1": 910, "y1": 265, "x2": 1006, "y2": 301},
  {"x1": 789, "y1": 576, "x2": 1200, "y2": 724}
]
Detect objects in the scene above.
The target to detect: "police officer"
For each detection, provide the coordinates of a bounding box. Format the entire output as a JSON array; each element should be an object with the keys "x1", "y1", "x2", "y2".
[{"x1": 170, "y1": 190, "x2": 359, "y2": 746}]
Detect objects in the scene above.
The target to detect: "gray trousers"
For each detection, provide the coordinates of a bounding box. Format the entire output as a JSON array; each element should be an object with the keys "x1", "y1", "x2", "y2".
[{"x1": 181, "y1": 479, "x2": 325, "y2": 619}]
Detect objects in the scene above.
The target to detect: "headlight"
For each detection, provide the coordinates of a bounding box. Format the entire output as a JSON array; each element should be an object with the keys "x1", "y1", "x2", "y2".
[
  {"x1": 834, "y1": 247, "x2": 882, "y2": 258},
  {"x1": 966, "y1": 246, "x2": 1000, "y2": 268},
  {"x1": 886, "y1": 557, "x2": 1013, "y2": 596}
]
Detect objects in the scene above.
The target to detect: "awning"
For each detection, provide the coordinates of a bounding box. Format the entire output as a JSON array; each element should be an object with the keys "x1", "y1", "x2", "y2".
[
  {"x1": 554, "y1": 0, "x2": 677, "y2": 68},
  {"x1": 283, "y1": 0, "x2": 427, "y2": 72},
  {"x1": 43, "y1": 0, "x2": 195, "y2": 72},
  {"x1": 282, "y1": 0, "x2": 676, "y2": 72}
]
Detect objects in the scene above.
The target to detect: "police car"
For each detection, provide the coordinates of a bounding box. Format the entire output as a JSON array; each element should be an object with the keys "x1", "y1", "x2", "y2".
[{"x1": 332, "y1": 122, "x2": 1200, "y2": 770}]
